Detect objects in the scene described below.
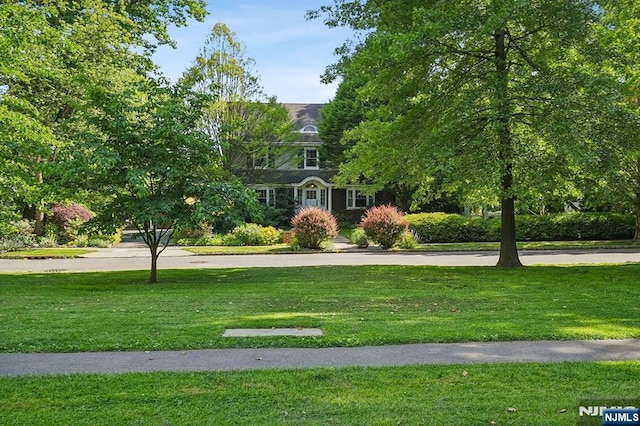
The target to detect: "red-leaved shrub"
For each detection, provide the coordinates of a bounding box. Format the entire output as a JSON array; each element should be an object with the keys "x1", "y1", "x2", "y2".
[
  {"x1": 50, "y1": 203, "x2": 93, "y2": 228},
  {"x1": 291, "y1": 206, "x2": 338, "y2": 249},
  {"x1": 360, "y1": 204, "x2": 408, "y2": 249}
]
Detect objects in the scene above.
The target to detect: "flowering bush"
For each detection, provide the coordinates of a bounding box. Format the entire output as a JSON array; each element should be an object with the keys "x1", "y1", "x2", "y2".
[
  {"x1": 291, "y1": 207, "x2": 338, "y2": 249},
  {"x1": 360, "y1": 204, "x2": 408, "y2": 249}
]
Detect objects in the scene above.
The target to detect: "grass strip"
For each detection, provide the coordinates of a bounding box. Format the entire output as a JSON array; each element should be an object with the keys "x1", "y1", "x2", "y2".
[
  {"x1": 1, "y1": 361, "x2": 637, "y2": 425},
  {"x1": 1, "y1": 265, "x2": 639, "y2": 353},
  {"x1": 0, "y1": 248, "x2": 96, "y2": 259},
  {"x1": 183, "y1": 240, "x2": 638, "y2": 255}
]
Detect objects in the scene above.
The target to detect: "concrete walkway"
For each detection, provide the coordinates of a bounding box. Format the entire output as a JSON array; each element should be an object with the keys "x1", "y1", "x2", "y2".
[{"x1": 1, "y1": 339, "x2": 639, "y2": 377}]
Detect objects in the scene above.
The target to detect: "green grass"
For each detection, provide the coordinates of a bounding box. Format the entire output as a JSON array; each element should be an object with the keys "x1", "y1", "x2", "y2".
[
  {"x1": 182, "y1": 240, "x2": 638, "y2": 254},
  {"x1": 184, "y1": 244, "x2": 294, "y2": 254},
  {"x1": 0, "y1": 248, "x2": 96, "y2": 259},
  {"x1": 1, "y1": 361, "x2": 638, "y2": 425},
  {"x1": 1, "y1": 265, "x2": 639, "y2": 353}
]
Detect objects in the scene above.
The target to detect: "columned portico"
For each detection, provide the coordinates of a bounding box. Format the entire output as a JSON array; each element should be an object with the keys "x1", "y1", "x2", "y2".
[{"x1": 292, "y1": 176, "x2": 333, "y2": 212}]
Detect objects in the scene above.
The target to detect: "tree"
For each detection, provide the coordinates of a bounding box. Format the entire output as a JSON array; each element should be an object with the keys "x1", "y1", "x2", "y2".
[
  {"x1": 0, "y1": 0, "x2": 207, "y2": 235},
  {"x1": 181, "y1": 23, "x2": 295, "y2": 173},
  {"x1": 310, "y1": 0, "x2": 628, "y2": 267},
  {"x1": 577, "y1": 1, "x2": 640, "y2": 241},
  {"x1": 88, "y1": 78, "x2": 260, "y2": 283}
]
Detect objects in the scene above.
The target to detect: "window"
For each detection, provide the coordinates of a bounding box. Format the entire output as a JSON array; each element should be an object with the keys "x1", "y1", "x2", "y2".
[
  {"x1": 256, "y1": 188, "x2": 275, "y2": 206},
  {"x1": 300, "y1": 125, "x2": 318, "y2": 133},
  {"x1": 304, "y1": 148, "x2": 319, "y2": 169},
  {"x1": 247, "y1": 152, "x2": 274, "y2": 169},
  {"x1": 346, "y1": 189, "x2": 374, "y2": 209}
]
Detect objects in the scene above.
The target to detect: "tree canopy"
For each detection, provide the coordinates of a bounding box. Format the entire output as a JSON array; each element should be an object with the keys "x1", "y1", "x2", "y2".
[
  {"x1": 87, "y1": 78, "x2": 260, "y2": 283},
  {"x1": 181, "y1": 23, "x2": 295, "y2": 173},
  {"x1": 310, "y1": 0, "x2": 633, "y2": 266}
]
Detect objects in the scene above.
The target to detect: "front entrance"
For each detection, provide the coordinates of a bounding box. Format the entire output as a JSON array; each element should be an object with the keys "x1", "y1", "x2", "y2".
[
  {"x1": 294, "y1": 177, "x2": 332, "y2": 211},
  {"x1": 301, "y1": 185, "x2": 326, "y2": 208}
]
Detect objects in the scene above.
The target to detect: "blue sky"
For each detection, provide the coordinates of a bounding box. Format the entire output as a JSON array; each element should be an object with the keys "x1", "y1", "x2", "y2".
[{"x1": 152, "y1": 0, "x2": 354, "y2": 103}]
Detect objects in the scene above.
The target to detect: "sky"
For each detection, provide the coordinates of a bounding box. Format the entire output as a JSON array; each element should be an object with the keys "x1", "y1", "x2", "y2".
[{"x1": 152, "y1": 0, "x2": 354, "y2": 104}]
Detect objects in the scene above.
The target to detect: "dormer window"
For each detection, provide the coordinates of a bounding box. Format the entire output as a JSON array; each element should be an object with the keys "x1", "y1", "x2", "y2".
[
  {"x1": 304, "y1": 148, "x2": 319, "y2": 169},
  {"x1": 300, "y1": 125, "x2": 318, "y2": 133}
]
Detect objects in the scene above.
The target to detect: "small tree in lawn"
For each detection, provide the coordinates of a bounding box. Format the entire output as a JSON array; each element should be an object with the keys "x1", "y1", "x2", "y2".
[
  {"x1": 360, "y1": 204, "x2": 408, "y2": 249},
  {"x1": 88, "y1": 77, "x2": 260, "y2": 283}
]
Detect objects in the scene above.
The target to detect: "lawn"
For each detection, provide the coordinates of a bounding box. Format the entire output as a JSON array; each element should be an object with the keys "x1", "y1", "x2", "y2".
[
  {"x1": 2, "y1": 264, "x2": 638, "y2": 425},
  {"x1": 0, "y1": 248, "x2": 96, "y2": 259},
  {"x1": 1, "y1": 361, "x2": 638, "y2": 425},
  {"x1": 1, "y1": 265, "x2": 639, "y2": 353}
]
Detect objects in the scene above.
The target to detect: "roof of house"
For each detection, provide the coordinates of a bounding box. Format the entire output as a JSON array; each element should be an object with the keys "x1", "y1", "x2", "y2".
[
  {"x1": 283, "y1": 103, "x2": 324, "y2": 143},
  {"x1": 238, "y1": 169, "x2": 338, "y2": 186},
  {"x1": 283, "y1": 104, "x2": 323, "y2": 128}
]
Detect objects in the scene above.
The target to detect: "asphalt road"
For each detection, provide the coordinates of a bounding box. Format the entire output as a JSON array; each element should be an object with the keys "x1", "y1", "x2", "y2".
[{"x1": 1, "y1": 246, "x2": 639, "y2": 273}]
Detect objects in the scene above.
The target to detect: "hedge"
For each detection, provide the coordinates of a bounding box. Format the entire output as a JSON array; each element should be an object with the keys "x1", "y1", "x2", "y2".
[{"x1": 405, "y1": 212, "x2": 635, "y2": 243}]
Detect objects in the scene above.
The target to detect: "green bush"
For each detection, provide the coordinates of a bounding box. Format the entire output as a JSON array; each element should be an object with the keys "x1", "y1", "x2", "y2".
[
  {"x1": 360, "y1": 205, "x2": 409, "y2": 249},
  {"x1": 350, "y1": 227, "x2": 369, "y2": 248},
  {"x1": 0, "y1": 220, "x2": 36, "y2": 252},
  {"x1": 406, "y1": 213, "x2": 495, "y2": 243},
  {"x1": 406, "y1": 212, "x2": 635, "y2": 243},
  {"x1": 256, "y1": 225, "x2": 282, "y2": 245},
  {"x1": 292, "y1": 207, "x2": 339, "y2": 249},
  {"x1": 396, "y1": 230, "x2": 418, "y2": 249},
  {"x1": 224, "y1": 224, "x2": 283, "y2": 246},
  {"x1": 229, "y1": 223, "x2": 261, "y2": 246},
  {"x1": 173, "y1": 223, "x2": 211, "y2": 240}
]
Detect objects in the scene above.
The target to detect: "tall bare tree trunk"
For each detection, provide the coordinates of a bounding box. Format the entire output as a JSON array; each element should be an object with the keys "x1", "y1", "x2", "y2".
[
  {"x1": 494, "y1": 28, "x2": 523, "y2": 268},
  {"x1": 33, "y1": 171, "x2": 45, "y2": 236},
  {"x1": 634, "y1": 157, "x2": 640, "y2": 243}
]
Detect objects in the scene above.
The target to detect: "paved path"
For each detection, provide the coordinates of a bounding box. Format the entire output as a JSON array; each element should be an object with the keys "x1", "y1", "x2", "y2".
[
  {"x1": 1, "y1": 246, "x2": 639, "y2": 273},
  {"x1": 1, "y1": 339, "x2": 639, "y2": 377}
]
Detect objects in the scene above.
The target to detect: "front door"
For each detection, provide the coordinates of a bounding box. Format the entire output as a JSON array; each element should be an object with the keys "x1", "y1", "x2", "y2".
[{"x1": 304, "y1": 188, "x2": 319, "y2": 207}]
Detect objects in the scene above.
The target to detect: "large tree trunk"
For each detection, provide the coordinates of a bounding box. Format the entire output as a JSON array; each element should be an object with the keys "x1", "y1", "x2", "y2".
[
  {"x1": 634, "y1": 157, "x2": 640, "y2": 243},
  {"x1": 494, "y1": 28, "x2": 523, "y2": 268},
  {"x1": 497, "y1": 170, "x2": 523, "y2": 267}
]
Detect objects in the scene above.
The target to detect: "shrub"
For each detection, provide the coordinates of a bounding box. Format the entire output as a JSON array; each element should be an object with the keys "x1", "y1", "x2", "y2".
[
  {"x1": 256, "y1": 225, "x2": 282, "y2": 245},
  {"x1": 173, "y1": 223, "x2": 211, "y2": 240},
  {"x1": 406, "y1": 213, "x2": 494, "y2": 243},
  {"x1": 406, "y1": 212, "x2": 635, "y2": 243},
  {"x1": 360, "y1": 205, "x2": 408, "y2": 249},
  {"x1": 50, "y1": 203, "x2": 94, "y2": 244},
  {"x1": 0, "y1": 219, "x2": 36, "y2": 252},
  {"x1": 229, "y1": 223, "x2": 261, "y2": 246},
  {"x1": 291, "y1": 207, "x2": 339, "y2": 249},
  {"x1": 396, "y1": 230, "x2": 418, "y2": 249},
  {"x1": 50, "y1": 203, "x2": 93, "y2": 228},
  {"x1": 223, "y1": 224, "x2": 283, "y2": 246},
  {"x1": 350, "y1": 227, "x2": 369, "y2": 248}
]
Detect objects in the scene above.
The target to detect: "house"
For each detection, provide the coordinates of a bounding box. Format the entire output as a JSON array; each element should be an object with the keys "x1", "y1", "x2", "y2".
[{"x1": 239, "y1": 103, "x2": 393, "y2": 222}]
